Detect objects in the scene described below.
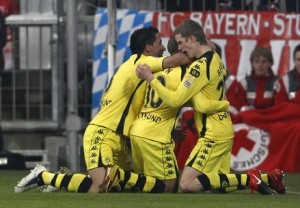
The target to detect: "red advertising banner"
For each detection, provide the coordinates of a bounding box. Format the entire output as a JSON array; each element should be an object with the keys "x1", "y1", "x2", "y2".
[
  {"x1": 153, "y1": 11, "x2": 300, "y2": 80},
  {"x1": 153, "y1": 11, "x2": 300, "y2": 173}
]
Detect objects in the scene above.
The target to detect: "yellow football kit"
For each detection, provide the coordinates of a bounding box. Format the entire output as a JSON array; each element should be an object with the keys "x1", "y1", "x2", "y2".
[
  {"x1": 84, "y1": 54, "x2": 165, "y2": 170},
  {"x1": 149, "y1": 51, "x2": 234, "y2": 173},
  {"x1": 91, "y1": 54, "x2": 165, "y2": 136},
  {"x1": 130, "y1": 63, "x2": 230, "y2": 179}
]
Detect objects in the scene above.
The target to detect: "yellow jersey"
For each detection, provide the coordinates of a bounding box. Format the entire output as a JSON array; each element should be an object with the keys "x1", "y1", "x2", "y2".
[
  {"x1": 131, "y1": 64, "x2": 230, "y2": 143},
  {"x1": 90, "y1": 54, "x2": 165, "y2": 137},
  {"x1": 130, "y1": 67, "x2": 185, "y2": 143},
  {"x1": 150, "y1": 51, "x2": 234, "y2": 140}
]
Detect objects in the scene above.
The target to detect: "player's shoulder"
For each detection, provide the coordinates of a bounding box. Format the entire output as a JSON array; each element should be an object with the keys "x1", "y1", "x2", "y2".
[{"x1": 139, "y1": 54, "x2": 165, "y2": 62}]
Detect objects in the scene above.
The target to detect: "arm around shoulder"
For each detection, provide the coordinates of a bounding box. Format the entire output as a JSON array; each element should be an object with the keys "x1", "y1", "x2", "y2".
[{"x1": 162, "y1": 52, "x2": 191, "y2": 69}]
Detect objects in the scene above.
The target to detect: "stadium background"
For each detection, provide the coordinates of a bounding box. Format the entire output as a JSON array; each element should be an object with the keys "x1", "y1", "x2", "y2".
[{"x1": 0, "y1": 0, "x2": 299, "y2": 173}]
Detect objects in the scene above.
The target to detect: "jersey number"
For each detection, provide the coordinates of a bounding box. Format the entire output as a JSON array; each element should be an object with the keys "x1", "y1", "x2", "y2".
[
  {"x1": 145, "y1": 76, "x2": 165, "y2": 108},
  {"x1": 216, "y1": 75, "x2": 226, "y2": 101}
]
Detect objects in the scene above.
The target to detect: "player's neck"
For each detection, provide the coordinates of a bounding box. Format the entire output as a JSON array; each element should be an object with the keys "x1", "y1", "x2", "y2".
[{"x1": 195, "y1": 45, "x2": 211, "y2": 59}]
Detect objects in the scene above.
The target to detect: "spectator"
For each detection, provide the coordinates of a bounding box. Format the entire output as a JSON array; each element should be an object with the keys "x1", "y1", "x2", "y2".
[
  {"x1": 219, "y1": 0, "x2": 233, "y2": 10},
  {"x1": 286, "y1": 0, "x2": 300, "y2": 12},
  {"x1": 235, "y1": 47, "x2": 278, "y2": 113},
  {"x1": 231, "y1": 45, "x2": 300, "y2": 129},
  {"x1": 231, "y1": 0, "x2": 244, "y2": 10},
  {"x1": 257, "y1": 0, "x2": 279, "y2": 11},
  {"x1": 275, "y1": 44, "x2": 300, "y2": 104},
  {"x1": 257, "y1": 0, "x2": 270, "y2": 10},
  {"x1": 229, "y1": 45, "x2": 300, "y2": 175},
  {"x1": 159, "y1": 0, "x2": 216, "y2": 12}
]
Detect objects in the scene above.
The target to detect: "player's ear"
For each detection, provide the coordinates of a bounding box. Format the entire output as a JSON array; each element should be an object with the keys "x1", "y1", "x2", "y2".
[
  {"x1": 190, "y1": 35, "x2": 196, "y2": 43},
  {"x1": 144, "y1": 43, "x2": 152, "y2": 53}
]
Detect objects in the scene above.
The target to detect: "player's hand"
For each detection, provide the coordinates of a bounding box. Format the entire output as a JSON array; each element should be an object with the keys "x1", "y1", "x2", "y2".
[
  {"x1": 136, "y1": 64, "x2": 154, "y2": 82},
  {"x1": 171, "y1": 128, "x2": 187, "y2": 142}
]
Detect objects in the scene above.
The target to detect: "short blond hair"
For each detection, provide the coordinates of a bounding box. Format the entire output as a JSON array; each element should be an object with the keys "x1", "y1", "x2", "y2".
[{"x1": 174, "y1": 19, "x2": 207, "y2": 45}]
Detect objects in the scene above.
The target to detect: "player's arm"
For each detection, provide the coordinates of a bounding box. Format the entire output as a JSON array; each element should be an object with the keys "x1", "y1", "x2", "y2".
[
  {"x1": 138, "y1": 56, "x2": 166, "y2": 73},
  {"x1": 137, "y1": 61, "x2": 208, "y2": 108},
  {"x1": 162, "y1": 52, "x2": 191, "y2": 69},
  {"x1": 182, "y1": 95, "x2": 229, "y2": 113},
  {"x1": 192, "y1": 92, "x2": 229, "y2": 114},
  {"x1": 139, "y1": 52, "x2": 192, "y2": 73}
]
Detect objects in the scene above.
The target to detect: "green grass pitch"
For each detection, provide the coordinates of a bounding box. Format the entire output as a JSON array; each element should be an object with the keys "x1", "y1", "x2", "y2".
[{"x1": 0, "y1": 170, "x2": 300, "y2": 208}]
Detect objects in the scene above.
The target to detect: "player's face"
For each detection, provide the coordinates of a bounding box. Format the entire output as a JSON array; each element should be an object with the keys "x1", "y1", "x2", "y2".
[
  {"x1": 294, "y1": 51, "x2": 300, "y2": 73},
  {"x1": 251, "y1": 55, "x2": 271, "y2": 76},
  {"x1": 150, "y1": 33, "x2": 166, "y2": 57},
  {"x1": 175, "y1": 34, "x2": 194, "y2": 59}
]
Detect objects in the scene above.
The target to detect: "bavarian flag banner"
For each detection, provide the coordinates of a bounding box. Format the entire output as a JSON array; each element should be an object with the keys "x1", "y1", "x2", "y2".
[{"x1": 92, "y1": 8, "x2": 153, "y2": 117}]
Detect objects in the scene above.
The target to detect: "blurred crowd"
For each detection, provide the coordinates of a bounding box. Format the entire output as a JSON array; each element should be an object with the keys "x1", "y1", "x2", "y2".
[{"x1": 159, "y1": 0, "x2": 300, "y2": 12}]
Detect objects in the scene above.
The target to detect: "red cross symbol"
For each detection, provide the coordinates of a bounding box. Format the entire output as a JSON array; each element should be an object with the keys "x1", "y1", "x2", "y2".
[{"x1": 232, "y1": 129, "x2": 255, "y2": 156}]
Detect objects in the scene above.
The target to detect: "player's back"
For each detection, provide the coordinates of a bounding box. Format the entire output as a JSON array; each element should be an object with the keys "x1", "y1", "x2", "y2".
[
  {"x1": 192, "y1": 52, "x2": 234, "y2": 140},
  {"x1": 130, "y1": 66, "x2": 186, "y2": 143},
  {"x1": 90, "y1": 54, "x2": 165, "y2": 136}
]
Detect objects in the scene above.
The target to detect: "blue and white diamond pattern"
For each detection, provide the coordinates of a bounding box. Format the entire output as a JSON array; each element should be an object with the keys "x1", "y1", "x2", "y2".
[{"x1": 92, "y1": 8, "x2": 153, "y2": 117}]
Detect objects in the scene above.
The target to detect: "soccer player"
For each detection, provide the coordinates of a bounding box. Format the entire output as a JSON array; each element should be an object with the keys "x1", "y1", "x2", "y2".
[
  {"x1": 14, "y1": 26, "x2": 192, "y2": 194},
  {"x1": 136, "y1": 20, "x2": 284, "y2": 195},
  {"x1": 105, "y1": 36, "x2": 230, "y2": 193}
]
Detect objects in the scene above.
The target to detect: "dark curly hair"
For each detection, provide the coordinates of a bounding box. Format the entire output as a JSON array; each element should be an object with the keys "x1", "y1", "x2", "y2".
[{"x1": 129, "y1": 26, "x2": 159, "y2": 55}]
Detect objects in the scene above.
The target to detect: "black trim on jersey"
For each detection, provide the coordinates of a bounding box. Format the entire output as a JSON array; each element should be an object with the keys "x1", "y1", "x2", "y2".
[
  {"x1": 186, "y1": 151, "x2": 197, "y2": 167},
  {"x1": 200, "y1": 114, "x2": 207, "y2": 137},
  {"x1": 134, "y1": 54, "x2": 142, "y2": 64},
  {"x1": 205, "y1": 51, "x2": 213, "y2": 81},
  {"x1": 180, "y1": 66, "x2": 187, "y2": 80},
  {"x1": 170, "y1": 66, "x2": 187, "y2": 142},
  {"x1": 116, "y1": 80, "x2": 145, "y2": 134},
  {"x1": 98, "y1": 151, "x2": 104, "y2": 167}
]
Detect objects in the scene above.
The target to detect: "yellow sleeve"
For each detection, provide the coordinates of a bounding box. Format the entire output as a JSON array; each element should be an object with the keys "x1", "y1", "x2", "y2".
[
  {"x1": 139, "y1": 56, "x2": 166, "y2": 72},
  {"x1": 192, "y1": 92, "x2": 229, "y2": 114},
  {"x1": 150, "y1": 61, "x2": 209, "y2": 108}
]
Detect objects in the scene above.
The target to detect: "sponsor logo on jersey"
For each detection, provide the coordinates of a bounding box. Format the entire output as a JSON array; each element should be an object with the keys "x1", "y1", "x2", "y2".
[
  {"x1": 101, "y1": 99, "x2": 112, "y2": 106},
  {"x1": 184, "y1": 75, "x2": 194, "y2": 88},
  {"x1": 231, "y1": 124, "x2": 270, "y2": 172},
  {"x1": 190, "y1": 68, "x2": 200, "y2": 77},
  {"x1": 189, "y1": 64, "x2": 200, "y2": 77},
  {"x1": 140, "y1": 112, "x2": 162, "y2": 123},
  {"x1": 218, "y1": 112, "x2": 229, "y2": 120}
]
